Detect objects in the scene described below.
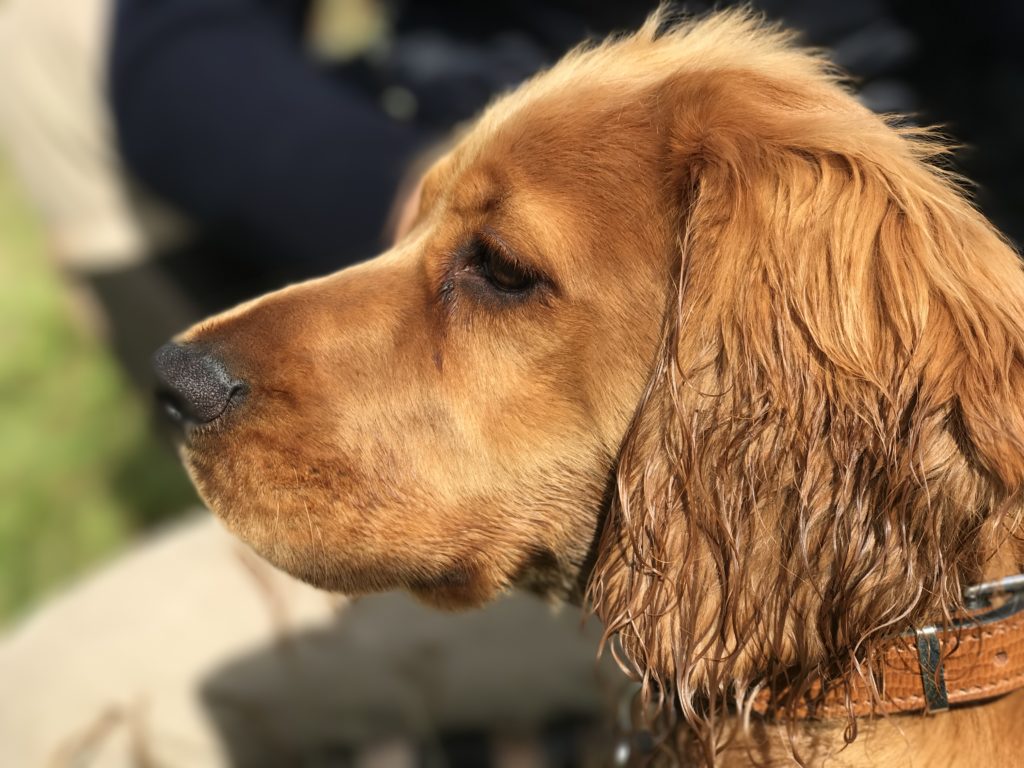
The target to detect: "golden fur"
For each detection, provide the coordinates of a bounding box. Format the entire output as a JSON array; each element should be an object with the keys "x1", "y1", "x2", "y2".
[{"x1": 174, "y1": 9, "x2": 1024, "y2": 765}]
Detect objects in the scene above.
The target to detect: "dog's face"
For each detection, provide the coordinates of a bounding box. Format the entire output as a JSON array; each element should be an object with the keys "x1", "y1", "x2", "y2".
[
  {"x1": 158, "y1": 10, "x2": 1024, "y2": 750},
  {"x1": 170, "y1": 83, "x2": 673, "y2": 608}
]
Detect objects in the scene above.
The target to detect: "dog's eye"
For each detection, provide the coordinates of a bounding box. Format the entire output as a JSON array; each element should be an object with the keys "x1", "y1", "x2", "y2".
[{"x1": 474, "y1": 238, "x2": 536, "y2": 294}]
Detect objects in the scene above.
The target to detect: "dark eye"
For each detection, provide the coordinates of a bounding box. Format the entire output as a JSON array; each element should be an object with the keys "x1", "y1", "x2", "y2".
[{"x1": 475, "y1": 238, "x2": 536, "y2": 293}]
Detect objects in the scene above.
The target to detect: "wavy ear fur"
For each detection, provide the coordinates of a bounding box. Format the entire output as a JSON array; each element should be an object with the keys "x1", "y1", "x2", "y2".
[{"x1": 588, "y1": 16, "x2": 1024, "y2": 763}]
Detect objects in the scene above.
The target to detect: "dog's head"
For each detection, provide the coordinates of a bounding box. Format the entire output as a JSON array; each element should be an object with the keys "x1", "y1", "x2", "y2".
[{"x1": 156, "y1": 8, "x2": 1024, "y2": 749}]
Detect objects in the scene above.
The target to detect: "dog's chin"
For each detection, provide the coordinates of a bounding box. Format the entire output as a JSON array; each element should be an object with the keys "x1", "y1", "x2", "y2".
[
  {"x1": 219, "y1": 519, "x2": 407, "y2": 596},
  {"x1": 192, "y1": 494, "x2": 512, "y2": 608},
  {"x1": 260, "y1": 540, "x2": 511, "y2": 609}
]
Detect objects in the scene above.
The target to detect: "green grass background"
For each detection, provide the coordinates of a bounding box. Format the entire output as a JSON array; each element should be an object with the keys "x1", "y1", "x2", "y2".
[{"x1": 0, "y1": 150, "x2": 196, "y2": 623}]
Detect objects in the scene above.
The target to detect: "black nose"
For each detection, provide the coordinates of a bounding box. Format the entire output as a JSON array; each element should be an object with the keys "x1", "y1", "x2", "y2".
[{"x1": 152, "y1": 342, "x2": 246, "y2": 426}]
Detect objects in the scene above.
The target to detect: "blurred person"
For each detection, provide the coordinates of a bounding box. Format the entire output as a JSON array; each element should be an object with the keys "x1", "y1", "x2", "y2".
[{"x1": 107, "y1": 0, "x2": 657, "y2": 335}]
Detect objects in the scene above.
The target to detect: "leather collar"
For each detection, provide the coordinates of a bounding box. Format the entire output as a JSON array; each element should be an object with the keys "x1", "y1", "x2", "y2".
[
  {"x1": 611, "y1": 577, "x2": 1024, "y2": 765},
  {"x1": 753, "y1": 575, "x2": 1024, "y2": 719}
]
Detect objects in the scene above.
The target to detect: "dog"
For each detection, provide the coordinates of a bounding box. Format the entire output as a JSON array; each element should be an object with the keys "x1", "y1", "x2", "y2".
[{"x1": 154, "y1": 9, "x2": 1024, "y2": 766}]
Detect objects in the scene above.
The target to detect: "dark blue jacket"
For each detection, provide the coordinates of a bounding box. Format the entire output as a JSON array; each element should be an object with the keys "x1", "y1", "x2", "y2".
[
  {"x1": 110, "y1": 0, "x2": 424, "y2": 271},
  {"x1": 109, "y1": 0, "x2": 651, "y2": 273}
]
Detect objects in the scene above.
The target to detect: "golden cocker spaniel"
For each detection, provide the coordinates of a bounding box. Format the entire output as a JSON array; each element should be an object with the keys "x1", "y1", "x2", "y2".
[{"x1": 154, "y1": 9, "x2": 1024, "y2": 766}]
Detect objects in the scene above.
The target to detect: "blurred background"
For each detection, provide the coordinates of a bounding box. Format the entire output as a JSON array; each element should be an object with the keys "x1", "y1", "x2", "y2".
[{"x1": 0, "y1": 0, "x2": 1021, "y2": 766}]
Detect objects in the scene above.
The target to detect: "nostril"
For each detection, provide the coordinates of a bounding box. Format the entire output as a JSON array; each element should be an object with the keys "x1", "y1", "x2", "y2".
[
  {"x1": 152, "y1": 341, "x2": 246, "y2": 427},
  {"x1": 225, "y1": 380, "x2": 248, "y2": 408},
  {"x1": 156, "y1": 385, "x2": 189, "y2": 425}
]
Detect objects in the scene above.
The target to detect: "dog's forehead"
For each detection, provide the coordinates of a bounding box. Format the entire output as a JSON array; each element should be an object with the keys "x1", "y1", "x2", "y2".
[{"x1": 440, "y1": 90, "x2": 656, "y2": 211}]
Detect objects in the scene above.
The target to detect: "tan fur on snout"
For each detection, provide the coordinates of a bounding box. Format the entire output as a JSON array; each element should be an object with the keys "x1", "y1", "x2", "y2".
[{"x1": 175, "y1": 9, "x2": 1024, "y2": 765}]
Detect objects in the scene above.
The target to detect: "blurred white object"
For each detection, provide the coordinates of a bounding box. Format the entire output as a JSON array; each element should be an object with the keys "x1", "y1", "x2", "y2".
[
  {"x1": 0, "y1": 515, "x2": 620, "y2": 767},
  {"x1": 0, "y1": 0, "x2": 186, "y2": 269}
]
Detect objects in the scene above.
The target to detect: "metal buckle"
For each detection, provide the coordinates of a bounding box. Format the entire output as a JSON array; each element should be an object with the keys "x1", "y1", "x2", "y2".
[
  {"x1": 962, "y1": 573, "x2": 1024, "y2": 610},
  {"x1": 905, "y1": 573, "x2": 1024, "y2": 714},
  {"x1": 914, "y1": 626, "x2": 949, "y2": 713}
]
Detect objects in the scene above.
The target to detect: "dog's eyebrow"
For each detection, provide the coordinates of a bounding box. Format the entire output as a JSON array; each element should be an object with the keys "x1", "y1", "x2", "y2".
[
  {"x1": 446, "y1": 162, "x2": 510, "y2": 217},
  {"x1": 478, "y1": 192, "x2": 505, "y2": 214},
  {"x1": 450, "y1": 189, "x2": 507, "y2": 218}
]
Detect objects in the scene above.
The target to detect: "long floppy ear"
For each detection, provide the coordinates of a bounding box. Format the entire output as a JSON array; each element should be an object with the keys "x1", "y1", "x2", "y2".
[{"x1": 588, "y1": 60, "x2": 1024, "y2": 758}]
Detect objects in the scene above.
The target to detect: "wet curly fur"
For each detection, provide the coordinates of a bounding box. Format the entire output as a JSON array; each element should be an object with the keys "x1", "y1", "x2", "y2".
[{"x1": 173, "y1": 8, "x2": 1024, "y2": 765}]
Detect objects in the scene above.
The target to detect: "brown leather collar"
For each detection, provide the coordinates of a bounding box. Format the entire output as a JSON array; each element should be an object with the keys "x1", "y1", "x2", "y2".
[
  {"x1": 753, "y1": 578, "x2": 1024, "y2": 719},
  {"x1": 613, "y1": 579, "x2": 1024, "y2": 766}
]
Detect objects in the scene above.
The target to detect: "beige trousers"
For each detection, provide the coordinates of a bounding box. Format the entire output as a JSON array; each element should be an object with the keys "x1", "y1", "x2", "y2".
[{"x1": 0, "y1": 0, "x2": 186, "y2": 270}]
